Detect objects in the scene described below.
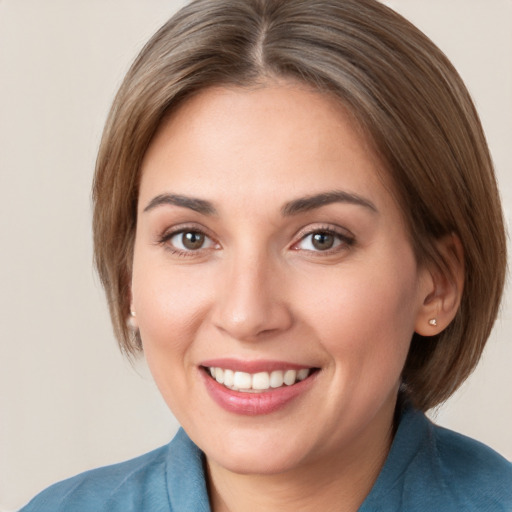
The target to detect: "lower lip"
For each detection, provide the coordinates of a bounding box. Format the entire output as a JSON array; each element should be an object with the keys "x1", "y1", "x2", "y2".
[{"x1": 201, "y1": 369, "x2": 317, "y2": 416}]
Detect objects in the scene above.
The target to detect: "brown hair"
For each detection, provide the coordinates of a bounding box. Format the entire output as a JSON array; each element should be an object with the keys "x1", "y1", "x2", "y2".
[{"x1": 93, "y1": 0, "x2": 507, "y2": 411}]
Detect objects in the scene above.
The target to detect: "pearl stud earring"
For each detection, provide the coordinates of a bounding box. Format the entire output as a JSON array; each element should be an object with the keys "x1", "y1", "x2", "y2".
[
  {"x1": 127, "y1": 310, "x2": 137, "y2": 329},
  {"x1": 428, "y1": 318, "x2": 438, "y2": 327}
]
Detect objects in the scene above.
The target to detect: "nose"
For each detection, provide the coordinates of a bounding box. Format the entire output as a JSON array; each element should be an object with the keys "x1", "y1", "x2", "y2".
[{"x1": 211, "y1": 250, "x2": 293, "y2": 342}]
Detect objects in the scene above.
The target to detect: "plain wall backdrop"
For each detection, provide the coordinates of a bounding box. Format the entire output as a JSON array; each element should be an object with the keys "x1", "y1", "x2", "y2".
[{"x1": 1, "y1": 1, "x2": 511, "y2": 510}]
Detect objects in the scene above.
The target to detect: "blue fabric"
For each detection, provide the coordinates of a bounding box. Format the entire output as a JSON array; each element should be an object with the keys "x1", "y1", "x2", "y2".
[{"x1": 20, "y1": 408, "x2": 512, "y2": 511}]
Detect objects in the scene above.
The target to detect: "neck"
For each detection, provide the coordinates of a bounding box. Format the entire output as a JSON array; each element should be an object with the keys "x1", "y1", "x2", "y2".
[{"x1": 206, "y1": 404, "x2": 395, "y2": 512}]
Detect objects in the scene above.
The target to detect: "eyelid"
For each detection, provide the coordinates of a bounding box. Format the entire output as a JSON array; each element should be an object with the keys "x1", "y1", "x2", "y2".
[
  {"x1": 156, "y1": 222, "x2": 354, "y2": 256},
  {"x1": 291, "y1": 224, "x2": 355, "y2": 252},
  {"x1": 157, "y1": 223, "x2": 220, "y2": 254}
]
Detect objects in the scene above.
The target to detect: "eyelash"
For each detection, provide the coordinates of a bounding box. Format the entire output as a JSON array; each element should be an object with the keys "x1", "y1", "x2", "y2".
[
  {"x1": 292, "y1": 226, "x2": 355, "y2": 254},
  {"x1": 157, "y1": 225, "x2": 355, "y2": 257},
  {"x1": 157, "y1": 226, "x2": 217, "y2": 258}
]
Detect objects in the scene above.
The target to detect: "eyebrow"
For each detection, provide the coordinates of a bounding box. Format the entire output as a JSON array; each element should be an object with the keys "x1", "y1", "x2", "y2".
[
  {"x1": 281, "y1": 190, "x2": 378, "y2": 216},
  {"x1": 143, "y1": 194, "x2": 217, "y2": 215},
  {"x1": 143, "y1": 190, "x2": 377, "y2": 217}
]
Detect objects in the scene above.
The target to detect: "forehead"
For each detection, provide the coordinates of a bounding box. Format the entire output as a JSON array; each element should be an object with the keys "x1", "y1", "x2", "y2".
[{"x1": 139, "y1": 83, "x2": 397, "y2": 216}]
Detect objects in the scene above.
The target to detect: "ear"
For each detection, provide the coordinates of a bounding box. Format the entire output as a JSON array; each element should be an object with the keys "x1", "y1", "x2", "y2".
[{"x1": 415, "y1": 234, "x2": 464, "y2": 336}]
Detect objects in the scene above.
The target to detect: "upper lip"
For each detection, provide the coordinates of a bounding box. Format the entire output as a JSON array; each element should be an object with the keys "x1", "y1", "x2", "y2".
[{"x1": 200, "y1": 358, "x2": 315, "y2": 373}]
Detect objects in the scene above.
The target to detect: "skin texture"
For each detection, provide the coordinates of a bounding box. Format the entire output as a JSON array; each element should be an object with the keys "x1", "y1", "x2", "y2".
[{"x1": 130, "y1": 83, "x2": 455, "y2": 511}]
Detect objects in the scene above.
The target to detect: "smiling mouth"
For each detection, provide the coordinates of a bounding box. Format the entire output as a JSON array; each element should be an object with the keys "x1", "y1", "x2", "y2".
[{"x1": 203, "y1": 366, "x2": 318, "y2": 393}]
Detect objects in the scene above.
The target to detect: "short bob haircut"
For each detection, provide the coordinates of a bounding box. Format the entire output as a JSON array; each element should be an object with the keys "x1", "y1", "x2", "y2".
[{"x1": 93, "y1": 0, "x2": 506, "y2": 411}]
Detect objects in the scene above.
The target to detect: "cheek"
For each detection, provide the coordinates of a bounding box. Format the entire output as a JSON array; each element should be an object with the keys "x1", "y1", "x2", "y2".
[
  {"x1": 131, "y1": 258, "x2": 213, "y2": 356},
  {"x1": 130, "y1": 259, "x2": 217, "y2": 418},
  {"x1": 295, "y1": 255, "x2": 421, "y2": 368}
]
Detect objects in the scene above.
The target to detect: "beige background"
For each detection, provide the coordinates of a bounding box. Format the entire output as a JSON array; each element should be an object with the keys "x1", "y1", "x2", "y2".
[{"x1": 1, "y1": 1, "x2": 511, "y2": 510}]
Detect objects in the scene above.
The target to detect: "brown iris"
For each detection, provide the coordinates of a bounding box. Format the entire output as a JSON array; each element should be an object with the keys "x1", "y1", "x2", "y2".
[
  {"x1": 311, "y1": 232, "x2": 335, "y2": 250},
  {"x1": 182, "y1": 231, "x2": 205, "y2": 250}
]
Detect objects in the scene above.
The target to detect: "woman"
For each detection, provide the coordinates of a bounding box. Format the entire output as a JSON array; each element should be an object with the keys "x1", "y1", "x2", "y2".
[{"x1": 20, "y1": 0, "x2": 512, "y2": 510}]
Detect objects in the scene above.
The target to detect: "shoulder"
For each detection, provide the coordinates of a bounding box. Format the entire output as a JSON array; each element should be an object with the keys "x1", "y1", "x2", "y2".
[
  {"x1": 19, "y1": 443, "x2": 172, "y2": 512},
  {"x1": 361, "y1": 408, "x2": 512, "y2": 512},
  {"x1": 19, "y1": 428, "x2": 210, "y2": 512},
  {"x1": 432, "y1": 422, "x2": 512, "y2": 509}
]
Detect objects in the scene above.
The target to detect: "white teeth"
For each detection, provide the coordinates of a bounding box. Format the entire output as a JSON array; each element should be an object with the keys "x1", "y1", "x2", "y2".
[
  {"x1": 207, "y1": 367, "x2": 312, "y2": 392},
  {"x1": 297, "y1": 368, "x2": 309, "y2": 381},
  {"x1": 270, "y1": 370, "x2": 284, "y2": 388},
  {"x1": 223, "y1": 369, "x2": 234, "y2": 387},
  {"x1": 283, "y1": 369, "x2": 296, "y2": 386},
  {"x1": 233, "y1": 371, "x2": 252, "y2": 389},
  {"x1": 214, "y1": 367, "x2": 224, "y2": 384},
  {"x1": 252, "y1": 372, "x2": 270, "y2": 390}
]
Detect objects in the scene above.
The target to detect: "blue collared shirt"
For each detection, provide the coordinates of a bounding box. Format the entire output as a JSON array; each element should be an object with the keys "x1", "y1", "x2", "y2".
[{"x1": 20, "y1": 408, "x2": 512, "y2": 511}]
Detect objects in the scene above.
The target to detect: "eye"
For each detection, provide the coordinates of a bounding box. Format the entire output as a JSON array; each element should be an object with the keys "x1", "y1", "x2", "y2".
[
  {"x1": 295, "y1": 229, "x2": 353, "y2": 252},
  {"x1": 166, "y1": 229, "x2": 217, "y2": 252}
]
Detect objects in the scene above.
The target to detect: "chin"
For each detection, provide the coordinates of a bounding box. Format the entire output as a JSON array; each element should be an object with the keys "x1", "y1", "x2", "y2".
[
  {"x1": 209, "y1": 447, "x2": 306, "y2": 476},
  {"x1": 201, "y1": 426, "x2": 315, "y2": 476}
]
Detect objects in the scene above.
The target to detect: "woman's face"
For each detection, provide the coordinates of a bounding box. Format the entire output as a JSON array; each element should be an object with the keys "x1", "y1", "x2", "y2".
[{"x1": 132, "y1": 83, "x2": 432, "y2": 476}]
